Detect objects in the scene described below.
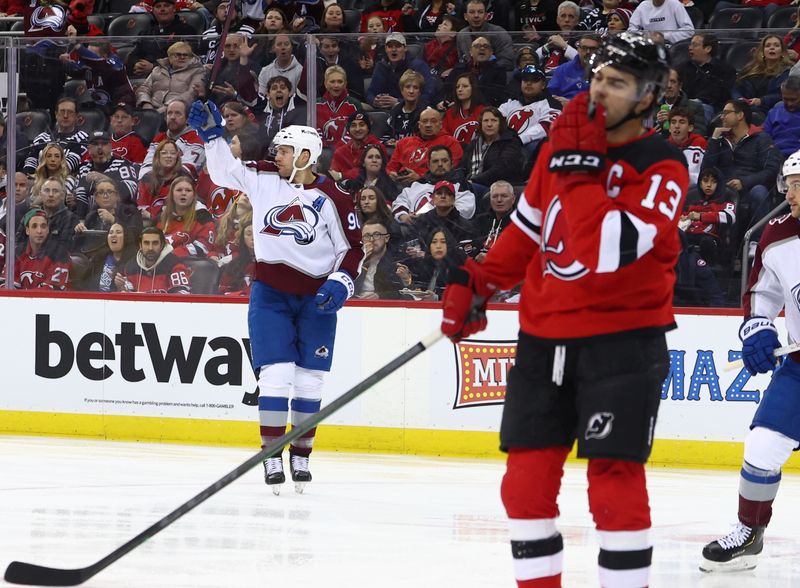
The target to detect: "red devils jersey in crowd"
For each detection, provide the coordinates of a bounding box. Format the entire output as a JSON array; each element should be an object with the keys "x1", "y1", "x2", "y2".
[
  {"x1": 139, "y1": 129, "x2": 205, "y2": 180},
  {"x1": 443, "y1": 105, "x2": 485, "y2": 144},
  {"x1": 330, "y1": 135, "x2": 384, "y2": 180},
  {"x1": 15, "y1": 241, "x2": 71, "y2": 290},
  {"x1": 196, "y1": 169, "x2": 243, "y2": 219},
  {"x1": 112, "y1": 131, "x2": 148, "y2": 164},
  {"x1": 121, "y1": 248, "x2": 191, "y2": 294},
  {"x1": 684, "y1": 197, "x2": 735, "y2": 242},
  {"x1": 158, "y1": 209, "x2": 216, "y2": 258},
  {"x1": 218, "y1": 258, "x2": 255, "y2": 296},
  {"x1": 316, "y1": 91, "x2": 362, "y2": 148},
  {"x1": 481, "y1": 130, "x2": 689, "y2": 340},
  {"x1": 387, "y1": 131, "x2": 464, "y2": 177}
]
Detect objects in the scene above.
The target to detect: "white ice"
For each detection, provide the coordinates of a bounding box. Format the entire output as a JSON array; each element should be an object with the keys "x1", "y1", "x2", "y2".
[{"x1": 1, "y1": 436, "x2": 799, "y2": 587}]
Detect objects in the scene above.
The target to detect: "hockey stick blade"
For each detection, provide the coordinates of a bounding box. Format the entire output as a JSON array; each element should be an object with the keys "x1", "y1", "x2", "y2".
[
  {"x1": 723, "y1": 342, "x2": 800, "y2": 372},
  {"x1": 4, "y1": 328, "x2": 445, "y2": 586}
]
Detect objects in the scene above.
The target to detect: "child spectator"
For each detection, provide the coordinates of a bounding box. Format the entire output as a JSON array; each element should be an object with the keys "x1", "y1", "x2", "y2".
[
  {"x1": 343, "y1": 145, "x2": 400, "y2": 201},
  {"x1": 441, "y1": 73, "x2": 486, "y2": 145},
  {"x1": 110, "y1": 103, "x2": 147, "y2": 165},
  {"x1": 423, "y1": 14, "x2": 460, "y2": 89},
  {"x1": 14, "y1": 208, "x2": 71, "y2": 290},
  {"x1": 681, "y1": 167, "x2": 736, "y2": 265},
  {"x1": 218, "y1": 221, "x2": 256, "y2": 295},
  {"x1": 359, "y1": 15, "x2": 386, "y2": 73},
  {"x1": 667, "y1": 106, "x2": 707, "y2": 186},
  {"x1": 316, "y1": 65, "x2": 364, "y2": 148},
  {"x1": 330, "y1": 113, "x2": 384, "y2": 182},
  {"x1": 360, "y1": 0, "x2": 407, "y2": 32},
  {"x1": 386, "y1": 69, "x2": 427, "y2": 144},
  {"x1": 735, "y1": 34, "x2": 793, "y2": 116},
  {"x1": 157, "y1": 176, "x2": 215, "y2": 258},
  {"x1": 138, "y1": 139, "x2": 194, "y2": 220}
]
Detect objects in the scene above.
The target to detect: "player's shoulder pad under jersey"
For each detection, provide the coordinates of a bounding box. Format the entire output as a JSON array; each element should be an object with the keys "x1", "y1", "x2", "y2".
[
  {"x1": 244, "y1": 159, "x2": 277, "y2": 173},
  {"x1": 761, "y1": 213, "x2": 800, "y2": 247},
  {"x1": 607, "y1": 132, "x2": 687, "y2": 174}
]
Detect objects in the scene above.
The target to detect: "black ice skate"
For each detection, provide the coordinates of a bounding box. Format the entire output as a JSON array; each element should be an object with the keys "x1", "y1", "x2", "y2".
[
  {"x1": 289, "y1": 453, "x2": 312, "y2": 494},
  {"x1": 700, "y1": 523, "x2": 765, "y2": 572},
  {"x1": 263, "y1": 456, "x2": 285, "y2": 495}
]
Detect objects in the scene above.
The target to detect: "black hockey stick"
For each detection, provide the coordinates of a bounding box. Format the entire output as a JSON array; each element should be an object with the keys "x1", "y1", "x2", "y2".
[{"x1": 4, "y1": 329, "x2": 445, "y2": 586}]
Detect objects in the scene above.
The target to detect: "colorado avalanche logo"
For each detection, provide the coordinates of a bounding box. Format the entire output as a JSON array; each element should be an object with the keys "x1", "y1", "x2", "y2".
[
  {"x1": 542, "y1": 197, "x2": 588, "y2": 280},
  {"x1": 792, "y1": 282, "x2": 800, "y2": 311},
  {"x1": 262, "y1": 197, "x2": 319, "y2": 245},
  {"x1": 29, "y1": 4, "x2": 67, "y2": 32},
  {"x1": 507, "y1": 109, "x2": 534, "y2": 133},
  {"x1": 453, "y1": 121, "x2": 479, "y2": 143}
]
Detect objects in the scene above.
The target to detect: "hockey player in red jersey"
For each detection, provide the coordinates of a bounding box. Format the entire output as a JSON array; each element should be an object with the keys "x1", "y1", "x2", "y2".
[
  {"x1": 440, "y1": 32, "x2": 688, "y2": 587},
  {"x1": 700, "y1": 151, "x2": 800, "y2": 573},
  {"x1": 189, "y1": 101, "x2": 363, "y2": 495}
]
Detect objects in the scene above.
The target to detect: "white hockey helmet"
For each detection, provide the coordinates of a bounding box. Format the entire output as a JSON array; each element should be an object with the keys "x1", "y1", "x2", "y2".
[
  {"x1": 778, "y1": 149, "x2": 800, "y2": 193},
  {"x1": 271, "y1": 125, "x2": 323, "y2": 182}
]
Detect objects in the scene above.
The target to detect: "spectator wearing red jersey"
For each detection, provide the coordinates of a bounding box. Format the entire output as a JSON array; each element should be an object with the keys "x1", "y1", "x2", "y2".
[
  {"x1": 423, "y1": 14, "x2": 460, "y2": 88},
  {"x1": 681, "y1": 167, "x2": 736, "y2": 264},
  {"x1": 14, "y1": 209, "x2": 71, "y2": 290},
  {"x1": 330, "y1": 113, "x2": 384, "y2": 182},
  {"x1": 316, "y1": 65, "x2": 364, "y2": 149},
  {"x1": 387, "y1": 107, "x2": 464, "y2": 185},
  {"x1": 138, "y1": 139, "x2": 194, "y2": 220},
  {"x1": 218, "y1": 221, "x2": 256, "y2": 295},
  {"x1": 441, "y1": 72, "x2": 486, "y2": 145},
  {"x1": 139, "y1": 99, "x2": 206, "y2": 180},
  {"x1": 110, "y1": 103, "x2": 147, "y2": 165},
  {"x1": 213, "y1": 194, "x2": 252, "y2": 263},
  {"x1": 117, "y1": 226, "x2": 192, "y2": 294},
  {"x1": 157, "y1": 176, "x2": 215, "y2": 258}
]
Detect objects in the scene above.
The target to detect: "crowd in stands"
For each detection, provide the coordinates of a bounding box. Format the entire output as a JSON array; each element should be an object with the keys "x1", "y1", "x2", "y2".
[{"x1": 2, "y1": 0, "x2": 800, "y2": 305}]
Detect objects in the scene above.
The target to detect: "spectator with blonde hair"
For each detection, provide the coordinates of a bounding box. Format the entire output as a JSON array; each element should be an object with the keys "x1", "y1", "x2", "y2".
[
  {"x1": 31, "y1": 143, "x2": 77, "y2": 208},
  {"x1": 386, "y1": 69, "x2": 427, "y2": 144},
  {"x1": 316, "y1": 65, "x2": 364, "y2": 148},
  {"x1": 137, "y1": 41, "x2": 208, "y2": 113}
]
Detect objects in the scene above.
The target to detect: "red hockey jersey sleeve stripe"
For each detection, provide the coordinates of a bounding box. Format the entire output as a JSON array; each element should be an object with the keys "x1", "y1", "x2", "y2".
[
  {"x1": 510, "y1": 194, "x2": 542, "y2": 245},
  {"x1": 596, "y1": 209, "x2": 657, "y2": 273},
  {"x1": 479, "y1": 223, "x2": 538, "y2": 291}
]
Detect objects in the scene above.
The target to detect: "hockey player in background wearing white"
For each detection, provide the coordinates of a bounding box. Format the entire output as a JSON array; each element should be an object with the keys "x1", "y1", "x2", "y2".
[
  {"x1": 701, "y1": 151, "x2": 800, "y2": 572},
  {"x1": 188, "y1": 101, "x2": 363, "y2": 494},
  {"x1": 440, "y1": 32, "x2": 688, "y2": 587}
]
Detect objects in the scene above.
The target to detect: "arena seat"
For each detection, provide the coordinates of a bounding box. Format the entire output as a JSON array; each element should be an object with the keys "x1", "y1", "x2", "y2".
[
  {"x1": 16, "y1": 111, "x2": 50, "y2": 142},
  {"x1": 183, "y1": 257, "x2": 221, "y2": 294},
  {"x1": 108, "y1": 0, "x2": 139, "y2": 13},
  {"x1": 767, "y1": 6, "x2": 798, "y2": 31},
  {"x1": 668, "y1": 38, "x2": 691, "y2": 68},
  {"x1": 317, "y1": 146, "x2": 334, "y2": 173},
  {"x1": 724, "y1": 40, "x2": 760, "y2": 73},
  {"x1": 76, "y1": 110, "x2": 108, "y2": 135},
  {"x1": 107, "y1": 13, "x2": 154, "y2": 39},
  {"x1": 367, "y1": 110, "x2": 390, "y2": 139},
  {"x1": 686, "y1": 5, "x2": 705, "y2": 29},
  {"x1": 344, "y1": 9, "x2": 361, "y2": 34},
  {"x1": 707, "y1": 7, "x2": 764, "y2": 38},
  {"x1": 134, "y1": 108, "x2": 163, "y2": 144},
  {"x1": 87, "y1": 14, "x2": 107, "y2": 34},
  {"x1": 405, "y1": 43, "x2": 422, "y2": 60},
  {"x1": 69, "y1": 253, "x2": 93, "y2": 290},
  {"x1": 63, "y1": 79, "x2": 94, "y2": 108},
  {"x1": 177, "y1": 10, "x2": 206, "y2": 35}
]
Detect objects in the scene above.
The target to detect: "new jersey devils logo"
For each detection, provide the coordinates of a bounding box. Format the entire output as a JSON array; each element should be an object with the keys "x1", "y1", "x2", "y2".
[
  {"x1": 19, "y1": 270, "x2": 43, "y2": 288},
  {"x1": 453, "y1": 121, "x2": 479, "y2": 143},
  {"x1": 208, "y1": 187, "x2": 235, "y2": 218},
  {"x1": 585, "y1": 412, "x2": 614, "y2": 440},
  {"x1": 29, "y1": 4, "x2": 66, "y2": 32},
  {"x1": 322, "y1": 117, "x2": 348, "y2": 145},
  {"x1": 507, "y1": 109, "x2": 534, "y2": 133},
  {"x1": 414, "y1": 194, "x2": 432, "y2": 212},
  {"x1": 262, "y1": 197, "x2": 319, "y2": 245},
  {"x1": 409, "y1": 147, "x2": 429, "y2": 167},
  {"x1": 541, "y1": 197, "x2": 588, "y2": 280}
]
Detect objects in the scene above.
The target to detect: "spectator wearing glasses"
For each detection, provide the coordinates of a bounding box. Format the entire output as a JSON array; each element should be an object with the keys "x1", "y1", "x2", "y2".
[
  {"x1": 456, "y1": 0, "x2": 515, "y2": 71},
  {"x1": 74, "y1": 178, "x2": 143, "y2": 247},
  {"x1": 448, "y1": 36, "x2": 509, "y2": 107},
  {"x1": 627, "y1": 0, "x2": 694, "y2": 44},
  {"x1": 126, "y1": 0, "x2": 199, "y2": 80},
  {"x1": 702, "y1": 99, "x2": 783, "y2": 233},
  {"x1": 24, "y1": 97, "x2": 87, "y2": 176},
  {"x1": 354, "y1": 221, "x2": 404, "y2": 300},
  {"x1": 547, "y1": 34, "x2": 601, "y2": 104},
  {"x1": 137, "y1": 42, "x2": 208, "y2": 113},
  {"x1": 535, "y1": 2, "x2": 581, "y2": 73}
]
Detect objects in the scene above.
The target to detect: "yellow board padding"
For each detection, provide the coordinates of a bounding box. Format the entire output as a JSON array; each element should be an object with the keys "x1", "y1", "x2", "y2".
[{"x1": 2, "y1": 410, "x2": 800, "y2": 471}]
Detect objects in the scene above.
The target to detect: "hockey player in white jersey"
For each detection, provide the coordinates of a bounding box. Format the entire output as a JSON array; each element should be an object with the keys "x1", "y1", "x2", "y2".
[
  {"x1": 188, "y1": 101, "x2": 363, "y2": 494},
  {"x1": 701, "y1": 150, "x2": 800, "y2": 571}
]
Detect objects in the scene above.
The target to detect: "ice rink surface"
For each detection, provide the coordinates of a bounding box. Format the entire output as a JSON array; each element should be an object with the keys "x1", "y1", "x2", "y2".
[{"x1": 1, "y1": 436, "x2": 799, "y2": 588}]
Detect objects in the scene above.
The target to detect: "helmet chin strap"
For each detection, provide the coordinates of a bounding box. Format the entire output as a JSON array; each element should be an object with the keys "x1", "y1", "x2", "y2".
[{"x1": 288, "y1": 149, "x2": 313, "y2": 183}]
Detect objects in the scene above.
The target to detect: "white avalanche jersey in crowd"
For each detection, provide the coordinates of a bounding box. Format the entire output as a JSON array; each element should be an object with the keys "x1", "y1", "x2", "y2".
[
  {"x1": 392, "y1": 180, "x2": 476, "y2": 221},
  {"x1": 205, "y1": 137, "x2": 364, "y2": 295},
  {"x1": 745, "y1": 213, "x2": 800, "y2": 346},
  {"x1": 498, "y1": 94, "x2": 561, "y2": 147}
]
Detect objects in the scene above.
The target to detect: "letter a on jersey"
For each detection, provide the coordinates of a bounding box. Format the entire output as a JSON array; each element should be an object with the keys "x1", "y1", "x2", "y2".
[{"x1": 262, "y1": 197, "x2": 319, "y2": 245}]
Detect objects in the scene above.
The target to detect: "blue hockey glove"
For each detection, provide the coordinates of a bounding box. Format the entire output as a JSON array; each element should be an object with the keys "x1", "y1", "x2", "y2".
[
  {"x1": 739, "y1": 317, "x2": 781, "y2": 375},
  {"x1": 188, "y1": 100, "x2": 224, "y2": 142},
  {"x1": 316, "y1": 271, "x2": 355, "y2": 314}
]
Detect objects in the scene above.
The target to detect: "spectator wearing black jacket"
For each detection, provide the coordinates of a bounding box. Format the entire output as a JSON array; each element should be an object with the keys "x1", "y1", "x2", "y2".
[
  {"x1": 677, "y1": 33, "x2": 737, "y2": 122},
  {"x1": 126, "y1": 0, "x2": 199, "y2": 80},
  {"x1": 472, "y1": 179, "x2": 516, "y2": 261},
  {"x1": 413, "y1": 180, "x2": 476, "y2": 245},
  {"x1": 355, "y1": 220, "x2": 405, "y2": 300},
  {"x1": 460, "y1": 106, "x2": 525, "y2": 200},
  {"x1": 447, "y1": 36, "x2": 509, "y2": 106}
]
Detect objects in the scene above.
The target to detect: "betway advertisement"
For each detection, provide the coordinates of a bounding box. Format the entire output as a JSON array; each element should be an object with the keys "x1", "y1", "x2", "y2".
[{"x1": 0, "y1": 296, "x2": 780, "y2": 443}]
